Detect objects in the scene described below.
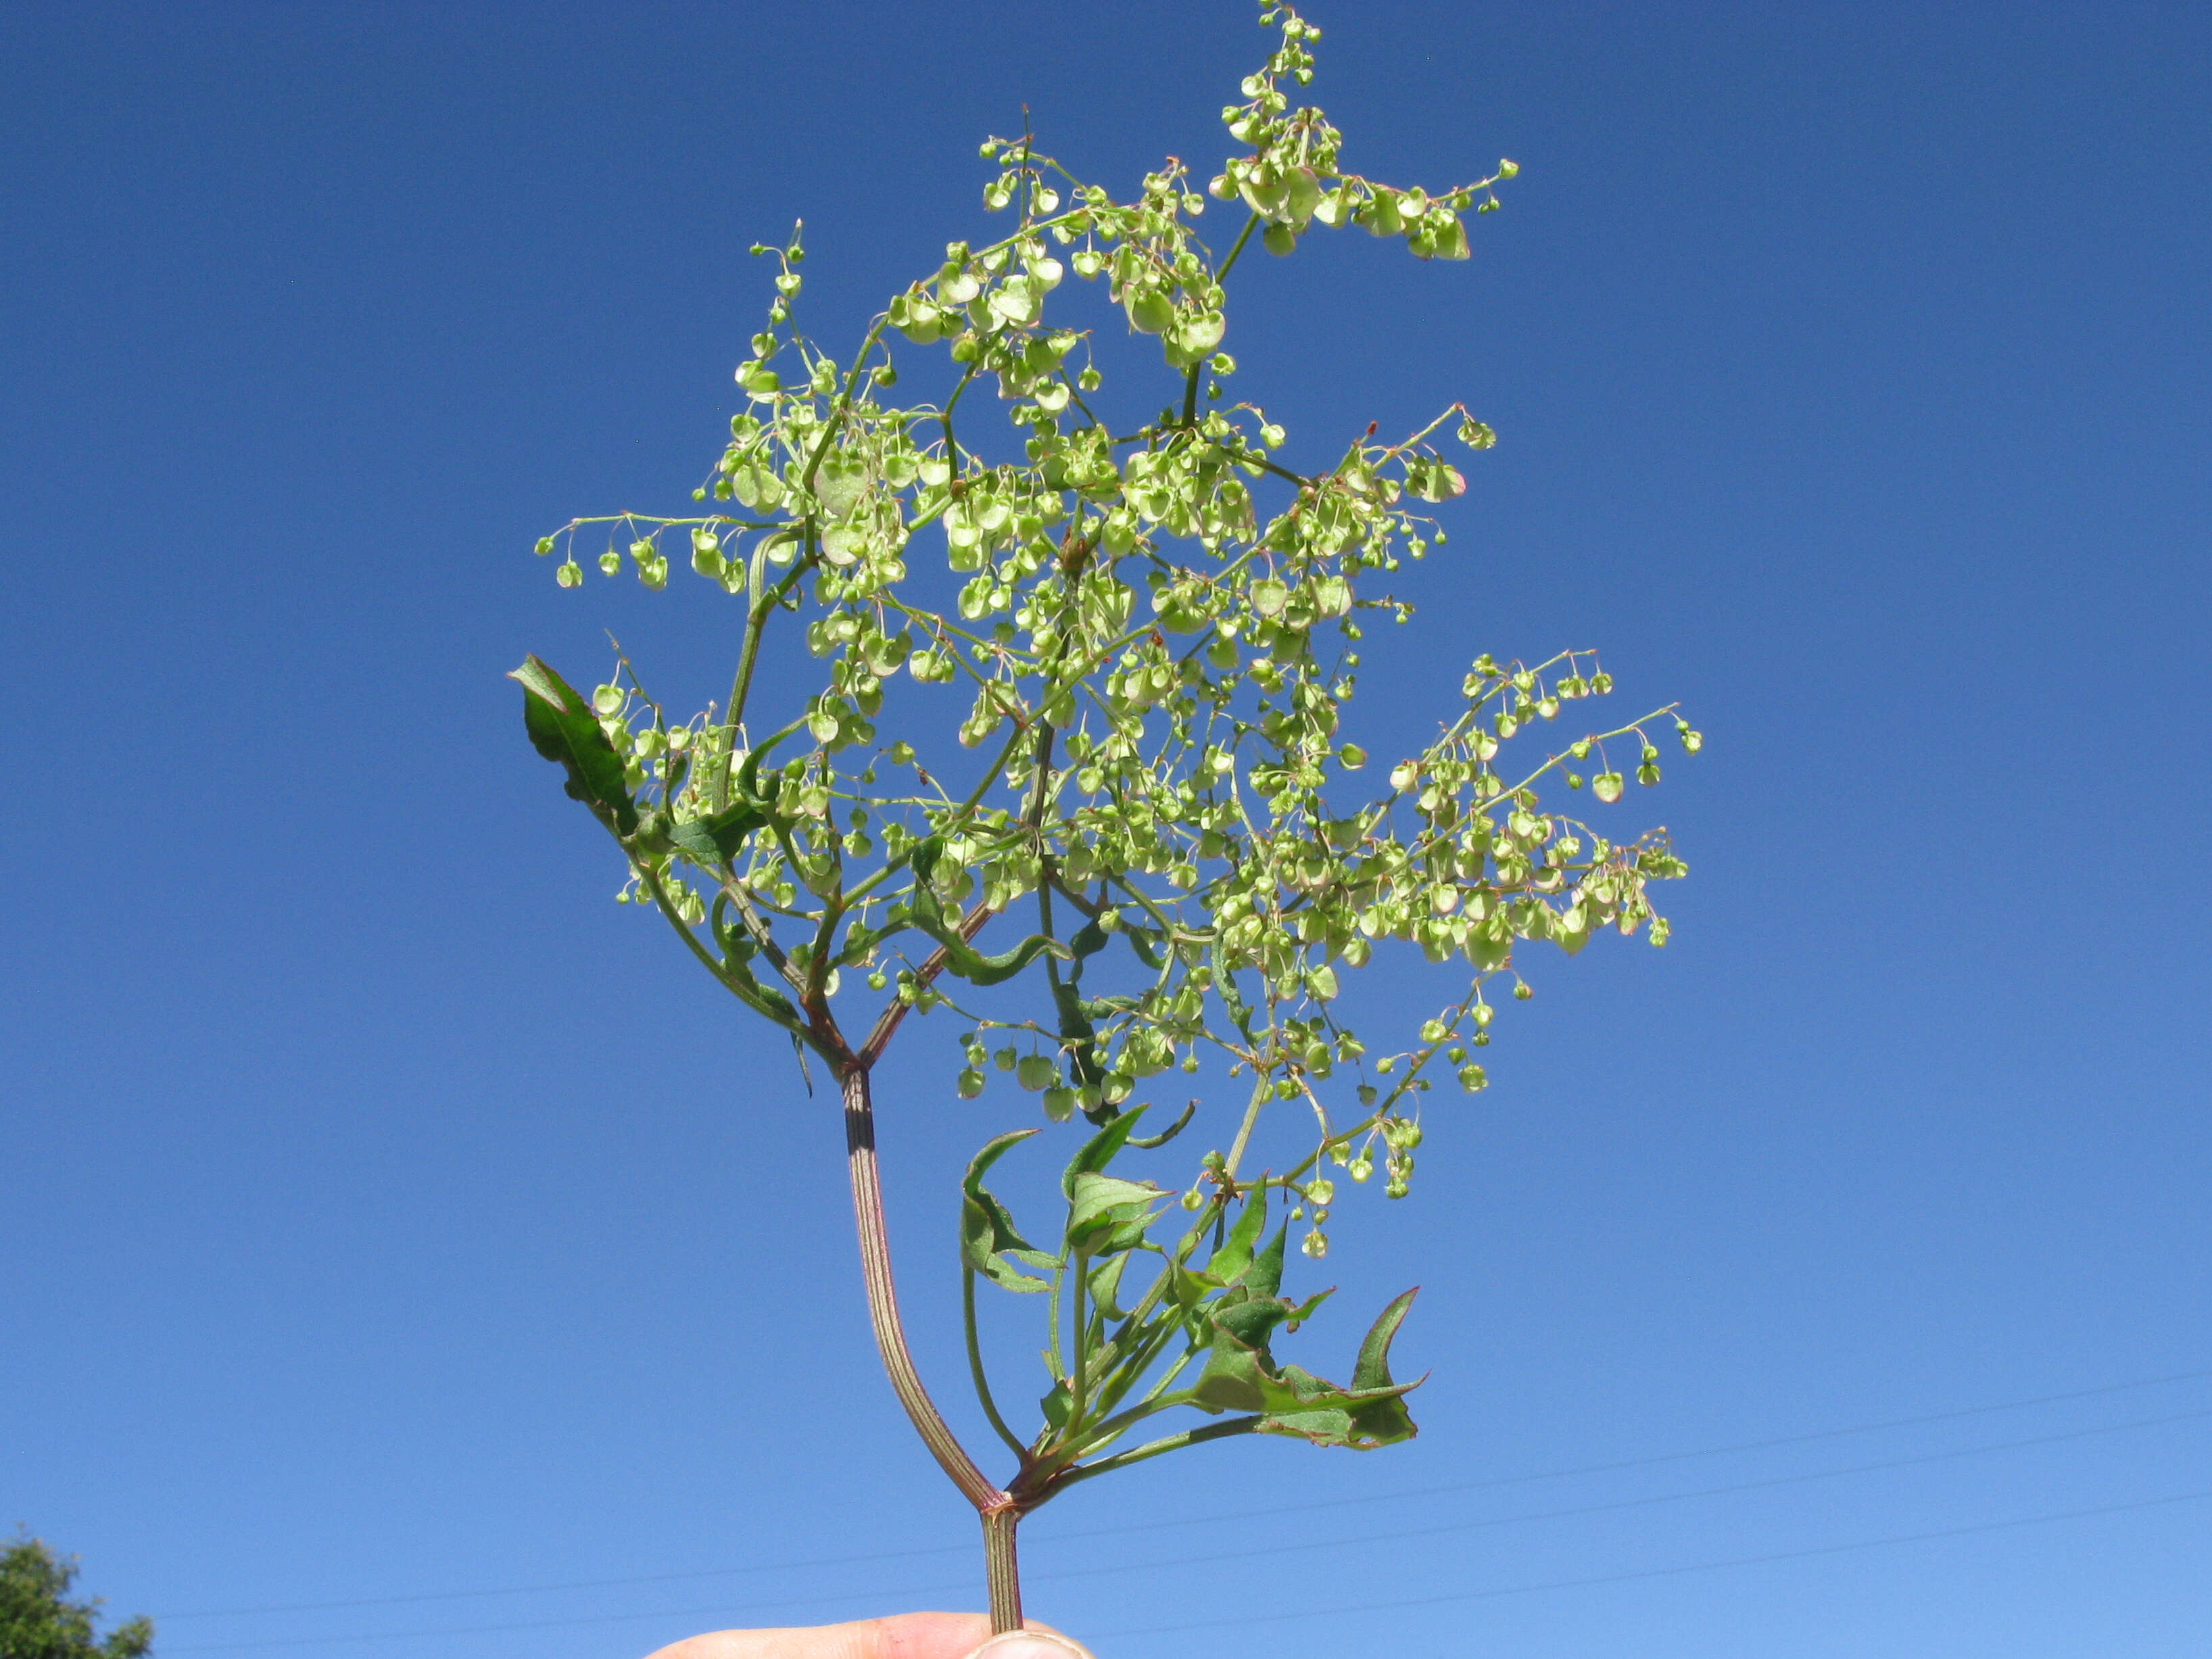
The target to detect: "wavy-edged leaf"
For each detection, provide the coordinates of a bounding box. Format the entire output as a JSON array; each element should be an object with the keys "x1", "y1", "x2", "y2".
[
  {"x1": 961, "y1": 1129, "x2": 1054, "y2": 1292},
  {"x1": 1344, "y1": 1287, "x2": 1422, "y2": 1447},
  {"x1": 907, "y1": 888, "x2": 1072, "y2": 986},
  {"x1": 510, "y1": 655, "x2": 638, "y2": 836}
]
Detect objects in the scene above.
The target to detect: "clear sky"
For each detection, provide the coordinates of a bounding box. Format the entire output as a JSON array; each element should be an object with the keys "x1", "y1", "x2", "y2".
[{"x1": 3, "y1": 2, "x2": 2208, "y2": 1656}]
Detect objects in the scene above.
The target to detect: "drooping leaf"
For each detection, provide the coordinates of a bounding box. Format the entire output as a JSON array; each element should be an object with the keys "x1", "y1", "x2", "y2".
[
  {"x1": 961, "y1": 1130, "x2": 1055, "y2": 1293},
  {"x1": 510, "y1": 655, "x2": 639, "y2": 836}
]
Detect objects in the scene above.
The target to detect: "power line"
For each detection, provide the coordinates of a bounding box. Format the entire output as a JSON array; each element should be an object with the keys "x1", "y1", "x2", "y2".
[
  {"x1": 1026, "y1": 1406, "x2": 2212, "y2": 1589},
  {"x1": 1097, "y1": 1487, "x2": 2212, "y2": 1641},
  {"x1": 159, "y1": 1407, "x2": 2212, "y2": 1652},
  {"x1": 1037, "y1": 1364, "x2": 2212, "y2": 1546},
  {"x1": 155, "y1": 1362, "x2": 2209, "y2": 1622}
]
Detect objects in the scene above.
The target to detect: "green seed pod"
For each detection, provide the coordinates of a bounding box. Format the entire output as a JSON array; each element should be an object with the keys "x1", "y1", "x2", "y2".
[
  {"x1": 957, "y1": 1068, "x2": 986, "y2": 1100},
  {"x1": 1127, "y1": 287, "x2": 1174, "y2": 335},
  {"x1": 1016, "y1": 1053, "x2": 1057, "y2": 1091},
  {"x1": 1042, "y1": 1086, "x2": 1076, "y2": 1123},
  {"x1": 1591, "y1": 771, "x2": 1625, "y2": 803}
]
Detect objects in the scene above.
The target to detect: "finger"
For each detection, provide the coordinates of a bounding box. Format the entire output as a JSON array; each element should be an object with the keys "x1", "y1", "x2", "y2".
[
  {"x1": 961, "y1": 1631, "x2": 1096, "y2": 1659},
  {"x1": 645, "y1": 1611, "x2": 996, "y2": 1659}
]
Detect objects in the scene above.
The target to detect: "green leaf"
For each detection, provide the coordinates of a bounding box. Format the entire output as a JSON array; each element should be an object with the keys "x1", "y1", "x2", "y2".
[
  {"x1": 1245, "y1": 1218, "x2": 1289, "y2": 1299},
  {"x1": 1205, "y1": 1191, "x2": 1270, "y2": 1286},
  {"x1": 509, "y1": 654, "x2": 639, "y2": 836},
  {"x1": 1065, "y1": 1171, "x2": 1162, "y2": 1254},
  {"x1": 1063, "y1": 1104, "x2": 1149, "y2": 1198},
  {"x1": 1344, "y1": 1288, "x2": 1422, "y2": 1447},
  {"x1": 962, "y1": 1130, "x2": 1054, "y2": 1293},
  {"x1": 667, "y1": 800, "x2": 766, "y2": 867},
  {"x1": 907, "y1": 886, "x2": 1074, "y2": 986},
  {"x1": 1086, "y1": 1251, "x2": 1132, "y2": 1322}
]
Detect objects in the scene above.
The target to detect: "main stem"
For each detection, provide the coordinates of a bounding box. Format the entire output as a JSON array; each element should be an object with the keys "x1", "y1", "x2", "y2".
[{"x1": 840, "y1": 1064, "x2": 1026, "y2": 1633}]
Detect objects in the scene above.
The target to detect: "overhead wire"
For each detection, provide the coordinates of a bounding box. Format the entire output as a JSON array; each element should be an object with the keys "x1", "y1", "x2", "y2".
[
  {"x1": 160, "y1": 1402, "x2": 2212, "y2": 1652},
  {"x1": 1097, "y1": 1487, "x2": 2212, "y2": 1641},
  {"x1": 155, "y1": 1362, "x2": 2211, "y2": 1622}
]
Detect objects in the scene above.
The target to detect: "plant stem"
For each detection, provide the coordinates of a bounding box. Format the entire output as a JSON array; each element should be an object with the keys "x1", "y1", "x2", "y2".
[
  {"x1": 840, "y1": 1064, "x2": 1026, "y2": 1631},
  {"x1": 982, "y1": 1504, "x2": 1024, "y2": 1635}
]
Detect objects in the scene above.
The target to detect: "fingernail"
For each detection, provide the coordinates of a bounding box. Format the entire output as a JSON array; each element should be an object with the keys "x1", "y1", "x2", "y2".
[{"x1": 966, "y1": 1635, "x2": 1092, "y2": 1659}]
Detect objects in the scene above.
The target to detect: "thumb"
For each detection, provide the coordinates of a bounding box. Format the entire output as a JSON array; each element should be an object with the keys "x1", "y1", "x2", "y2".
[{"x1": 961, "y1": 1634, "x2": 1095, "y2": 1659}]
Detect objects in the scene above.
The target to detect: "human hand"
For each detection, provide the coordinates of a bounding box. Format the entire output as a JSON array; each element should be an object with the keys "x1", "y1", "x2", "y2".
[{"x1": 644, "y1": 1613, "x2": 1092, "y2": 1659}]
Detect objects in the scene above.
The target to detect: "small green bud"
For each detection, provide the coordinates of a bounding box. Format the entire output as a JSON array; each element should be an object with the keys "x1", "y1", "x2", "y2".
[
  {"x1": 1514, "y1": 981, "x2": 1533, "y2": 1001},
  {"x1": 533, "y1": 536, "x2": 555, "y2": 556}
]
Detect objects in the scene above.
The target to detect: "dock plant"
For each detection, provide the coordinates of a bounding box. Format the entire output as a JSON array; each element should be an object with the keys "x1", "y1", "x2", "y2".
[{"x1": 513, "y1": 1, "x2": 1696, "y2": 1632}]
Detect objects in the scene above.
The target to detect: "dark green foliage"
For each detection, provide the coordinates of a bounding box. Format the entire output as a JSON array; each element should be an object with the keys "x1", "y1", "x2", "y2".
[{"x1": 0, "y1": 1536, "x2": 152, "y2": 1659}]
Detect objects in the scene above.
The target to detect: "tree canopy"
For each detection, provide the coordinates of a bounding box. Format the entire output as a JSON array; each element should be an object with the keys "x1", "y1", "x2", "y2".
[{"x1": 0, "y1": 1536, "x2": 152, "y2": 1659}]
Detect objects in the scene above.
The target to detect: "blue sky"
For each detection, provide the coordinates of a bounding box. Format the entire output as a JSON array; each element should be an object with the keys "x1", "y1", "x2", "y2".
[{"x1": 3, "y1": 2, "x2": 2207, "y2": 1656}]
